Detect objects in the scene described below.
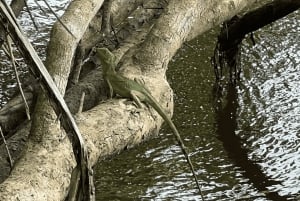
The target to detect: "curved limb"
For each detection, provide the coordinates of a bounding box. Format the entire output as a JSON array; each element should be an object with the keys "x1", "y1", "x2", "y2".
[
  {"x1": 130, "y1": 90, "x2": 144, "y2": 108},
  {"x1": 105, "y1": 78, "x2": 113, "y2": 99}
]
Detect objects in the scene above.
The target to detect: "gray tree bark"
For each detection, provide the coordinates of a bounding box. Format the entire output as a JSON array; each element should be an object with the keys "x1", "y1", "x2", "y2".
[{"x1": 0, "y1": 0, "x2": 262, "y2": 200}]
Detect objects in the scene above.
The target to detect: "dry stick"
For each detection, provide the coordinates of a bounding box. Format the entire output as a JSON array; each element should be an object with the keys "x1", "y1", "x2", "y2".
[
  {"x1": 0, "y1": 126, "x2": 13, "y2": 169},
  {"x1": 101, "y1": 0, "x2": 113, "y2": 36},
  {"x1": 6, "y1": 35, "x2": 31, "y2": 121},
  {"x1": 183, "y1": 42, "x2": 197, "y2": 51},
  {"x1": 77, "y1": 92, "x2": 85, "y2": 114},
  {"x1": 33, "y1": 0, "x2": 47, "y2": 16},
  {"x1": 70, "y1": 42, "x2": 84, "y2": 85},
  {"x1": 40, "y1": 0, "x2": 75, "y2": 38},
  {"x1": 24, "y1": 0, "x2": 39, "y2": 31},
  {"x1": 2, "y1": 43, "x2": 20, "y2": 66}
]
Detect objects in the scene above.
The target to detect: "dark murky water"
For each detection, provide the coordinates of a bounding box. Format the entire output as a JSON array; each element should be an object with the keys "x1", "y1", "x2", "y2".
[
  {"x1": 0, "y1": 1, "x2": 299, "y2": 200},
  {"x1": 94, "y1": 11, "x2": 300, "y2": 201}
]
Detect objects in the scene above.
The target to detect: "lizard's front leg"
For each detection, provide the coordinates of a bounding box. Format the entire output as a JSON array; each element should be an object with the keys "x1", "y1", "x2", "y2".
[{"x1": 105, "y1": 78, "x2": 114, "y2": 99}]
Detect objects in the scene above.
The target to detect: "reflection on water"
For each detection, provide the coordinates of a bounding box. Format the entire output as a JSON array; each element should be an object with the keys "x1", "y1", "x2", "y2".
[
  {"x1": 237, "y1": 10, "x2": 300, "y2": 199},
  {"x1": 215, "y1": 85, "x2": 290, "y2": 201}
]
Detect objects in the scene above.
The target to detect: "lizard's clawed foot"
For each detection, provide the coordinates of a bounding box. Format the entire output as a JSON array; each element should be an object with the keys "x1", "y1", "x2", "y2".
[
  {"x1": 134, "y1": 107, "x2": 144, "y2": 113},
  {"x1": 134, "y1": 77, "x2": 145, "y2": 85},
  {"x1": 132, "y1": 101, "x2": 144, "y2": 111}
]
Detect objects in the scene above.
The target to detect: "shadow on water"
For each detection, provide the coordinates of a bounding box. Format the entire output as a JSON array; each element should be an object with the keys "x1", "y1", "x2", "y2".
[{"x1": 213, "y1": 84, "x2": 290, "y2": 201}]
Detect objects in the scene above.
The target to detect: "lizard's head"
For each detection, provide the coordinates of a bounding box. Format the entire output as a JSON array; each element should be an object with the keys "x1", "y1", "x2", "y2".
[{"x1": 93, "y1": 48, "x2": 116, "y2": 67}]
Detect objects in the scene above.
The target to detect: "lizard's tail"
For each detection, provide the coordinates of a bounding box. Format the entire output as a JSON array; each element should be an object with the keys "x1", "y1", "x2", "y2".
[{"x1": 145, "y1": 93, "x2": 205, "y2": 200}]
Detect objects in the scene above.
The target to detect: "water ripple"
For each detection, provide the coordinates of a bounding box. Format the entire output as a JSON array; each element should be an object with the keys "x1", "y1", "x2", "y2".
[{"x1": 239, "y1": 10, "x2": 300, "y2": 198}]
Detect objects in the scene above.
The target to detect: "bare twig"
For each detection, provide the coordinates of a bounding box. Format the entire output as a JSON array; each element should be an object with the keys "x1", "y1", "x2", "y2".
[
  {"x1": 40, "y1": 0, "x2": 76, "y2": 38},
  {"x1": 0, "y1": 126, "x2": 13, "y2": 169},
  {"x1": 6, "y1": 35, "x2": 31, "y2": 120},
  {"x1": 2, "y1": 42, "x2": 20, "y2": 66},
  {"x1": 70, "y1": 41, "x2": 85, "y2": 86},
  {"x1": 101, "y1": 0, "x2": 113, "y2": 36},
  {"x1": 24, "y1": 0, "x2": 39, "y2": 31},
  {"x1": 77, "y1": 92, "x2": 85, "y2": 115},
  {"x1": 33, "y1": 0, "x2": 47, "y2": 16},
  {"x1": 183, "y1": 42, "x2": 197, "y2": 51}
]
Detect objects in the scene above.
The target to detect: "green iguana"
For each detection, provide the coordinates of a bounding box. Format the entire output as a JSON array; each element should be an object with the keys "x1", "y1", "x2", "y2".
[{"x1": 94, "y1": 48, "x2": 203, "y2": 196}]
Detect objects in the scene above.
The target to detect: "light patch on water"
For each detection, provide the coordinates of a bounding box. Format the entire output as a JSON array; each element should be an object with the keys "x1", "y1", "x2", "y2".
[{"x1": 238, "y1": 10, "x2": 300, "y2": 198}]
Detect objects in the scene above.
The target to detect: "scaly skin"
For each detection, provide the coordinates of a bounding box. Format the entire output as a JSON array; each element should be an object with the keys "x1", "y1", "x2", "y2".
[{"x1": 95, "y1": 48, "x2": 203, "y2": 196}]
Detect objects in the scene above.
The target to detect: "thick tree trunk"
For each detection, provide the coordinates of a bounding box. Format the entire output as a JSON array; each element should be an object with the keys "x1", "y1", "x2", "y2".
[
  {"x1": 0, "y1": 0, "x2": 104, "y2": 200},
  {"x1": 0, "y1": 0, "x2": 267, "y2": 200}
]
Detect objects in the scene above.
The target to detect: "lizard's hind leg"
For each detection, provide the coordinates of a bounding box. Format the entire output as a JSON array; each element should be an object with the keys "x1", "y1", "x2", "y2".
[
  {"x1": 134, "y1": 78, "x2": 151, "y2": 94},
  {"x1": 130, "y1": 90, "x2": 144, "y2": 108}
]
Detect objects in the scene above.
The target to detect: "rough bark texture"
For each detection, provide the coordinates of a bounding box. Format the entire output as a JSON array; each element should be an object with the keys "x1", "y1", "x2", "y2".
[
  {"x1": 0, "y1": 0, "x2": 104, "y2": 200},
  {"x1": 0, "y1": 0, "x2": 267, "y2": 200}
]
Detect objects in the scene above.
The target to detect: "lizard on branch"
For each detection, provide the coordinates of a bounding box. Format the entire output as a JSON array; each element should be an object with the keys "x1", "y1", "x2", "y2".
[{"x1": 94, "y1": 47, "x2": 204, "y2": 197}]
